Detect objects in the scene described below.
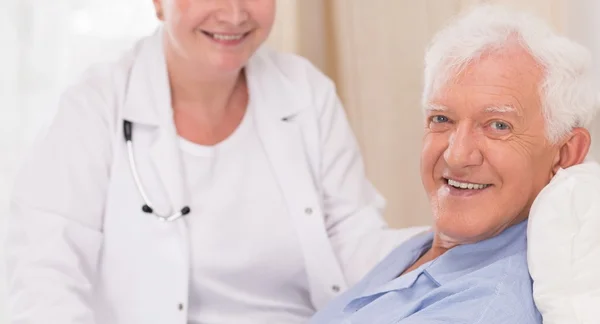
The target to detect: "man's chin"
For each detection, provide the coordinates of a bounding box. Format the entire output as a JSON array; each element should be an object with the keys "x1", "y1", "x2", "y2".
[{"x1": 434, "y1": 218, "x2": 493, "y2": 245}]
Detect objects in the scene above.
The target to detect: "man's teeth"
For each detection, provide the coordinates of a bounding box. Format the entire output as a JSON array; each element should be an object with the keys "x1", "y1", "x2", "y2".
[
  {"x1": 447, "y1": 179, "x2": 490, "y2": 190},
  {"x1": 211, "y1": 33, "x2": 244, "y2": 41}
]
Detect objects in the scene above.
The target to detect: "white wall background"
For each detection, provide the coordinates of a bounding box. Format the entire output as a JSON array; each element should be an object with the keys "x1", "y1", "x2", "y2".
[
  {"x1": 1, "y1": 1, "x2": 599, "y2": 323},
  {"x1": 0, "y1": 1, "x2": 160, "y2": 322}
]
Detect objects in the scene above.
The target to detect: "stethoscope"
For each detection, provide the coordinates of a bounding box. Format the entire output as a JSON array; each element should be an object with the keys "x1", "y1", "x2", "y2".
[{"x1": 123, "y1": 120, "x2": 191, "y2": 222}]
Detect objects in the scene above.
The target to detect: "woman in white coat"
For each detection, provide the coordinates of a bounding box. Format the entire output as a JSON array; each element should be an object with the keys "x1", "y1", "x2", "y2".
[{"x1": 6, "y1": 1, "x2": 424, "y2": 323}]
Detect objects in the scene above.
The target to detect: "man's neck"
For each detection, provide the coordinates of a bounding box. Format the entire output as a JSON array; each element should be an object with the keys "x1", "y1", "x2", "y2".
[{"x1": 400, "y1": 245, "x2": 448, "y2": 276}]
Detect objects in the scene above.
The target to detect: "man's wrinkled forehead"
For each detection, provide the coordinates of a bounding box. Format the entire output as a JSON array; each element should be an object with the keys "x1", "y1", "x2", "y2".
[
  {"x1": 430, "y1": 44, "x2": 543, "y2": 93},
  {"x1": 427, "y1": 49, "x2": 542, "y2": 118}
]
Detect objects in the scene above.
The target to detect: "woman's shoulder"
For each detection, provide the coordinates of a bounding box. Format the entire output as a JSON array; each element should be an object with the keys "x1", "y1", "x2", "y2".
[
  {"x1": 66, "y1": 39, "x2": 142, "y2": 99},
  {"x1": 251, "y1": 46, "x2": 335, "y2": 92},
  {"x1": 249, "y1": 46, "x2": 340, "y2": 118},
  {"x1": 57, "y1": 36, "x2": 150, "y2": 124}
]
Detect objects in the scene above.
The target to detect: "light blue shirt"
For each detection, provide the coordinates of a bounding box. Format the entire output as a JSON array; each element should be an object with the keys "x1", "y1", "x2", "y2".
[{"x1": 310, "y1": 221, "x2": 541, "y2": 323}]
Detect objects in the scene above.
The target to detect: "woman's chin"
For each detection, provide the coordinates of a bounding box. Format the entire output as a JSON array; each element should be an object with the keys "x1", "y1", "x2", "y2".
[{"x1": 205, "y1": 58, "x2": 248, "y2": 76}]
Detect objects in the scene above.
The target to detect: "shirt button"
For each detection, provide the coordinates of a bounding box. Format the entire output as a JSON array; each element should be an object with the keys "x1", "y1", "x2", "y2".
[
  {"x1": 331, "y1": 285, "x2": 341, "y2": 293},
  {"x1": 178, "y1": 303, "x2": 184, "y2": 311},
  {"x1": 305, "y1": 207, "x2": 313, "y2": 215}
]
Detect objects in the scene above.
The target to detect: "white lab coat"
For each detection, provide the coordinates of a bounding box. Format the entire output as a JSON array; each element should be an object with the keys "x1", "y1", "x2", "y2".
[{"x1": 5, "y1": 29, "x2": 426, "y2": 324}]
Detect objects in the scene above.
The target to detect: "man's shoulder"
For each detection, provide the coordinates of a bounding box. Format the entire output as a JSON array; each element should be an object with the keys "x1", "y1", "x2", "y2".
[
  {"x1": 432, "y1": 251, "x2": 541, "y2": 323},
  {"x1": 474, "y1": 244, "x2": 531, "y2": 279},
  {"x1": 442, "y1": 247, "x2": 533, "y2": 301},
  {"x1": 463, "y1": 270, "x2": 541, "y2": 324},
  {"x1": 413, "y1": 224, "x2": 540, "y2": 323}
]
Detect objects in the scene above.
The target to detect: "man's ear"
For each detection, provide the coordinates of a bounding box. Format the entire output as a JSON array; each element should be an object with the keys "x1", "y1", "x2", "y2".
[
  {"x1": 153, "y1": 0, "x2": 165, "y2": 21},
  {"x1": 553, "y1": 127, "x2": 591, "y2": 173}
]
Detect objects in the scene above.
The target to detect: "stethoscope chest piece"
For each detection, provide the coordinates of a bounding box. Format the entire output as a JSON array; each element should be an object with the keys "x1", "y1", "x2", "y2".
[{"x1": 123, "y1": 120, "x2": 191, "y2": 222}]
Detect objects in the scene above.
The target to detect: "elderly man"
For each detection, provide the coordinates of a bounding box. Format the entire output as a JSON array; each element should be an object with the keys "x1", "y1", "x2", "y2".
[{"x1": 310, "y1": 5, "x2": 599, "y2": 324}]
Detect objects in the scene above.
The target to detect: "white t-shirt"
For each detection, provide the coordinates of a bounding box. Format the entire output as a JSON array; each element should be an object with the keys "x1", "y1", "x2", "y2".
[{"x1": 180, "y1": 104, "x2": 315, "y2": 324}]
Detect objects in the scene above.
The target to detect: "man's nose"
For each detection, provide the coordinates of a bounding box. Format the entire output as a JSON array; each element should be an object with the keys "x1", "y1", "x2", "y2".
[
  {"x1": 215, "y1": 0, "x2": 250, "y2": 26},
  {"x1": 443, "y1": 124, "x2": 484, "y2": 169}
]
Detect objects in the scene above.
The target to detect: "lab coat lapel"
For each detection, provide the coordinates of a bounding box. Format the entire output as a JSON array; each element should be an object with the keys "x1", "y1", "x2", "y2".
[
  {"x1": 246, "y1": 50, "x2": 312, "y2": 208},
  {"x1": 253, "y1": 111, "x2": 311, "y2": 201},
  {"x1": 122, "y1": 28, "x2": 188, "y2": 217},
  {"x1": 246, "y1": 50, "x2": 347, "y2": 308}
]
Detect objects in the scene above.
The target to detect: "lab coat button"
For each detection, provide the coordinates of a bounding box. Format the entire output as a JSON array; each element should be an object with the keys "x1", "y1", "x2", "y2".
[
  {"x1": 178, "y1": 303, "x2": 184, "y2": 311},
  {"x1": 331, "y1": 285, "x2": 341, "y2": 293},
  {"x1": 305, "y1": 207, "x2": 313, "y2": 215}
]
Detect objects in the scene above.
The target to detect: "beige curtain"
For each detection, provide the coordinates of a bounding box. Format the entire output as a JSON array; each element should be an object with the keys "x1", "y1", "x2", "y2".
[
  {"x1": 565, "y1": 0, "x2": 600, "y2": 159},
  {"x1": 268, "y1": 0, "x2": 599, "y2": 228}
]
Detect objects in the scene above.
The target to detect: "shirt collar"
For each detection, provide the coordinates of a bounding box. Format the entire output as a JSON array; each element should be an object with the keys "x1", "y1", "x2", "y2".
[
  {"x1": 354, "y1": 231, "x2": 434, "y2": 300},
  {"x1": 351, "y1": 220, "x2": 528, "y2": 302},
  {"x1": 424, "y1": 220, "x2": 529, "y2": 286}
]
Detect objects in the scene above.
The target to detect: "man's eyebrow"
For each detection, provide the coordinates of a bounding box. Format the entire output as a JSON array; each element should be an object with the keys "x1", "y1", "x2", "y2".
[
  {"x1": 483, "y1": 105, "x2": 521, "y2": 115},
  {"x1": 425, "y1": 104, "x2": 448, "y2": 112},
  {"x1": 425, "y1": 104, "x2": 523, "y2": 116}
]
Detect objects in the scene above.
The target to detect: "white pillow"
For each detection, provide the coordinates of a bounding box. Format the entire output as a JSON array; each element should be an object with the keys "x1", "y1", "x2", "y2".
[{"x1": 528, "y1": 160, "x2": 600, "y2": 324}]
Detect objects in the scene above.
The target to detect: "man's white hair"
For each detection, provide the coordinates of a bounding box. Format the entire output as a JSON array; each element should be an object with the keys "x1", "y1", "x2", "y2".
[{"x1": 422, "y1": 4, "x2": 599, "y2": 143}]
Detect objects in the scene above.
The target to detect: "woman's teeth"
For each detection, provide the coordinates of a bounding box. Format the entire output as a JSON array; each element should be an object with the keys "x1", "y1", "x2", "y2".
[
  {"x1": 210, "y1": 33, "x2": 244, "y2": 41},
  {"x1": 447, "y1": 179, "x2": 490, "y2": 190}
]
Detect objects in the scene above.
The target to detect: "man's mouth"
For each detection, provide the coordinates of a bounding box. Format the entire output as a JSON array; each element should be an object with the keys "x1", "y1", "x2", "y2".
[{"x1": 445, "y1": 178, "x2": 492, "y2": 190}]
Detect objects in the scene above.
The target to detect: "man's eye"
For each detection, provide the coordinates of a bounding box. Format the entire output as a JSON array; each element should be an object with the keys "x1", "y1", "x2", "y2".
[
  {"x1": 431, "y1": 115, "x2": 449, "y2": 123},
  {"x1": 490, "y1": 121, "x2": 510, "y2": 131}
]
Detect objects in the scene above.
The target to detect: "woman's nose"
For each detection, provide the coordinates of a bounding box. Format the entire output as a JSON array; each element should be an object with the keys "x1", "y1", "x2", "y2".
[{"x1": 215, "y1": 0, "x2": 250, "y2": 26}]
